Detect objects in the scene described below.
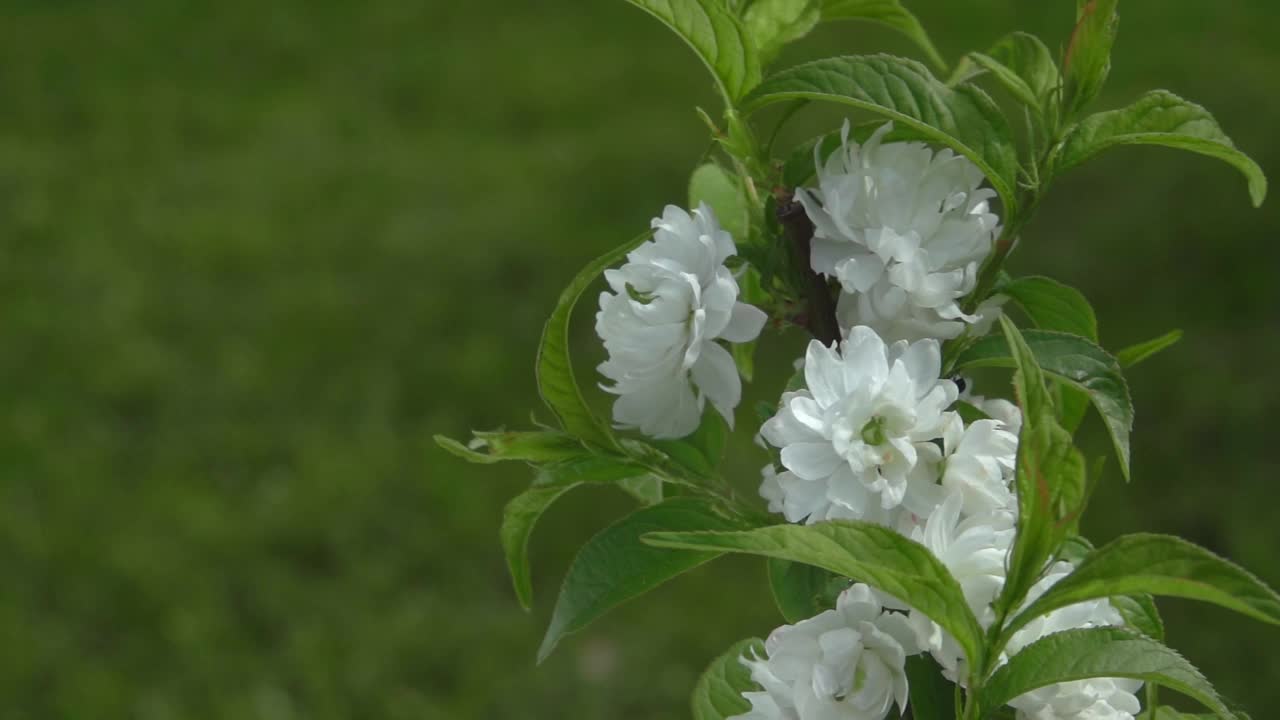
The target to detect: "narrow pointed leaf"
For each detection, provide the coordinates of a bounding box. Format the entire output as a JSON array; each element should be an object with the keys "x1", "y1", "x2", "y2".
[
  {"x1": 744, "y1": 0, "x2": 821, "y2": 64},
  {"x1": 503, "y1": 455, "x2": 656, "y2": 609},
  {"x1": 954, "y1": 328, "x2": 1132, "y2": 480},
  {"x1": 537, "y1": 232, "x2": 650, "y2": 450},
  {"x1": 434, "y1": 431, "x2": 585, "y2": 465},
  {"x1": 1118, "y1": 329, "x2": 1183, "y2": 368},
  {"x1": 644, "y1": 520, "x2": 986, "y2": 668},
  {"x1": 692, "y1": 637, "x2": 766, "y2": 720},
  {"x1": 1003, "y1": 533, "x2": 1280, "y2": 643},
  {"x1": 1063, "y1": 0, "x2": 1119, "y2": 117},
  {"x1": 1056, "y1": 90, "x2": 1266, "y2": 206},
  {"x1": 983, "y1": 32, "x2": 1058, "y2": 106},
  {"x1": 1000, "y1": 275, "x2": 1098, "y2": 341},
  {"x1": 819, "y1": 0, "x2": 947, "y2": 72},
  {"x1": 767, "y1": 558, "x2": 838, "y2": 623},
  {"x1": 624, "y1": 0, "x2": 763, "y2": 102},
  {"x1": 538, "y1": 497, "x2": 749, "y2": 662},
  {"x1": 502, "y1": 484, "x2": 582, "y2": 611},
  {"x1": 981, "y1": 627, "x2": 1237, "y2": 719},
  {"x1": 905, "y1": 654, "x2": 958, "y2": 720},
  {"x1": 742, "y1": 54, "x2": 1019, "y2": 214},
  {"x1": 1111, "y1": 592, "x2": 1165, "y2": 640},
  {"x1": 994, "y1": 317, "x2": 1087, "y2": 616}
]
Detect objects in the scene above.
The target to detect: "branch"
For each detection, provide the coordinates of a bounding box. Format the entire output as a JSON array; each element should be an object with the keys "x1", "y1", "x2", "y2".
[{"x1": 774, "y1": 188, "x2": 841, "y2": 346}]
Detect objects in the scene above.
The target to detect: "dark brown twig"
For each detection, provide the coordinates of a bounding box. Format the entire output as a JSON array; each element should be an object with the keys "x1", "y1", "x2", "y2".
[{"x1": 774, "y1": 188, "x2": 841, "y2": 346}]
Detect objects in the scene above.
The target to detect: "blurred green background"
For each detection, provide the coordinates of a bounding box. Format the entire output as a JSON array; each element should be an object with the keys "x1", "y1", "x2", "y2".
[{"x1": 2, "y1": 0, "x2": 1277, "y2": 717}]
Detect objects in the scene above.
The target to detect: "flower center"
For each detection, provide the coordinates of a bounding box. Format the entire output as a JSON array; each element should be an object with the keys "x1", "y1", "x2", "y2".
[{"x1": 860, "y1": 416, "x2": 888, "y2": 446}]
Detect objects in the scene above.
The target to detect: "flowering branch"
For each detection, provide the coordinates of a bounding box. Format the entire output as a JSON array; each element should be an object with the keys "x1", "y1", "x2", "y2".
[{"x1": 774, "y1": 188, "x2": 840, "y2": 346}]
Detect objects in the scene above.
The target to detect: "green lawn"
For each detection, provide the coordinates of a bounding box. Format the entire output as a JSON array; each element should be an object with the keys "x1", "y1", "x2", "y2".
[{"x1": 2, "y1": 1, "x2": 1278, "y2": 717}]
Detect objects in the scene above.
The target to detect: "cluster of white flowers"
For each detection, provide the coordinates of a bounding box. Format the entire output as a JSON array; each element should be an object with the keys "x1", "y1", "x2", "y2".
[
  {"x1": 594, "y1": 124, "x2": 1142, "y2": 720},
  {"x1": 797, "y1": 122, "x2": 1004, "y2": 344},
  {"x1": 735, "y1": 124, "x2": 1142, "y2": 720},
  {"x1": 596, "y1": 203, "x2": 766, "y2": 439}
]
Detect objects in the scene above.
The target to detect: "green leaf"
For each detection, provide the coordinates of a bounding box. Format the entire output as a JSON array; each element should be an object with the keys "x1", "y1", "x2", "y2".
[
  {"x1": 624, "y1": 0, "x2": 763, "y2": 102},
  {"x1": 538, "y1": 497, "x2": 749, "y2": 662},
  {"x1": 619, "y1": 475, "x2": 665, "y2": 505},
  {"x1": 537, "y1": 232, "x2": 650, "y2": 451},
  {"x1": 954, "y1": 328, "x2": 1133, "y2": 480},
  {"x1": 1062, "y1": 0, "x2": 1119, "y2": 118},
  {"x1": 905, "y1": 654, "x2": 958, "y2": 720},
  {"x1": 980, "y1": 627, "x2": 1237, "y2": 720},
  {"x1": 689, "y1": 163, "x2": 750, "y2": 242},
  {"x1": 1000, "y1": 275, "x2": 1098, "y2": 342},
  {"x1": 767, "y1": 558, "x2": 838, "y2": 623},
  {"x1": 994, "y1": 318, "x2": 1087, "y2": 618},
  {"x1": 744, "y1": 0, "x2": 821, "y2": 64},
  {"x1": 644, "y1": 520, "x2": 987, "y2": 670},
  {"x1": 1118, "y1": 329, "x2": 1183, "y2": 368},
  {"x1": 819, "y1": 0, "x2": 947, "y2": 72},
  {"x1": 743, "y1": 54, "x2": 1019, "y2": 214},
  {"x1": 1003, "y1": 534, "x2": 1280, "y2": 644},
  {"x1": 502, "y1": 455, "x2": 657, "y2": 610},
  {"x1": 501, "y1": 484, "x2": 581, "y2": 611},
  {"x1": 1111, "y1": 592, "x2": 1165, "y2": 640},
  {"x1": 1055, "y1": 90, "x2": 1267, "y2": 207},
  {"x1": 692, "y1": 637, "x2": 765, "y2": 720},
  {"x1": 533, "y1": 455, "x2": 654, "y2": 487},
  {"x1": 954, "y1": 399, "x2": 992, "y2": 424},
  {"x1": 434, "y1": 430, "x2": 584, "y2": 465},
  {"x1": 974, "y1": 32, "x2": 1059, "y2": 110}
]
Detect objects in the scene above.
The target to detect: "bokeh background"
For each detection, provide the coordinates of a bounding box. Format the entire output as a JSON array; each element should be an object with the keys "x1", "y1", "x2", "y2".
[{"x1": 2, "y1": 0, "x2": 1277, "y2": 717}]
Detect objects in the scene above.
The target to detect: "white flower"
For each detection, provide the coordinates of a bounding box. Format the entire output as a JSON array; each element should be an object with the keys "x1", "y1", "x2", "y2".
[
  {"x1": 733, "y1": 584, "x2": 921, "y2": 720},
  {"x1": 596, "y1": 203, "x2": 767, "y2": 439},
  {"x1": 1003, "y1": 564, "x2": 1144, "y2": 720},
  {"x1": 759, "y1": 327, "x2": 958, "y2": 524},
  {"x1": 939, "y1": 414, "x2": 1018, "y2": 518},
  {"x1": 798, "y1": 122, "x2": 1001, "y2": 342},
  {"x1": 899, "y1": 491, "x2": 1016, "y2": 681}
]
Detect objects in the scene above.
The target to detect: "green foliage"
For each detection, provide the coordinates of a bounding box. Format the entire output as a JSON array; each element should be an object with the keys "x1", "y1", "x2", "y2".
[
  {"x1": 537, "y1": 232, "x2": 651, "y2": 451},
  {"x1": 502, "y1": 485, "x2": 582, "y2": 611},
  {"x1": 1055, "y1": 90, "x2": 1267, "y2": 207},
  {"x1": 1000, "y1": 276, "x2": 1098, "y2": 342},
  {"x1": 1063, "y1": 0, "x2": 1120, "y2": 118},
  {"x1": 818, "y1": 0, "x2": 947, "y2": 71},
  {"x1": 644, "y1": 520, "x2": 987, "y2": 672},
  {"x1": 744, "y1": 54, "x2": 1021, "y2": 212},
  {"x1": 435, "y1": 3, "x2": 1277, "y2": 718},
  {"x1": 538, "y1": 497, "x2": 750, "y2": 662},
  {"x1": 1111, "y1": 592, "x2": 1166, "y2": 640},
  {"x1": 980, "y1": 627, "x2": 1237, "y2": 720},
  {"x1": 689, "y1": 163, "x2": 750, "y2": 241},
  {"x1": 955, "y1": 328, "x2": 1133, "y2": 480},
  {"x1": 433, "y1": 430, "x2": 586, "y2": 464},
  {"x1": 992, "y1": 317, "x2": 1087, "y2": 622},
  {"x1": 691, "y1": 637, "x2": 765, "y2": 720},
  {"x1": 905, "y1": 655, "x2": 958, "y2": 720},
  {"x1": 744, "y1": 0, "x2": 822, "y2": 64},
  {"x1": 1118, "y1": 329, "x2": 1184, "y2": 368},
  {"x1": 623, "y1": 0, "x2": 763, "y2": 103},
  {"x1": 963, "y1": 32, "x2": 1059, "y2": 115},
  {"x1": 1004, "y1": 534, "x2": 1280, "y2": 643},
  {"x1": 767, "y1": 558, "x2": 839, "y2": 622}
]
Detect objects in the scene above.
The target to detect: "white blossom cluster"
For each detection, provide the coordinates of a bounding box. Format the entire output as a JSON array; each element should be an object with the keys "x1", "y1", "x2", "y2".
[
  {"x1": 592, "y1": 124, "x2": 1141, "y2": 720},
  {"x1": 738, "y1": 126, "x2": 1142, "y2": 720}
]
